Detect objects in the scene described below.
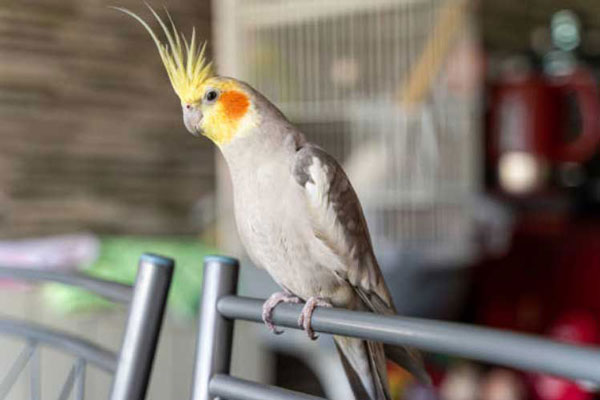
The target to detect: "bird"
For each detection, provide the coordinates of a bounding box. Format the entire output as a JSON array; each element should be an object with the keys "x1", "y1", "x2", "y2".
[{"x1": 115, "y1": 6, "x2": 430, "y2": 399}]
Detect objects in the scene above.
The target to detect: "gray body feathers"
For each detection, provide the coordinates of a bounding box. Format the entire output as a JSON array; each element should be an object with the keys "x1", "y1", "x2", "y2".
[{"x1": 219, "y1": 78, "x2": 429, "y2": 399}]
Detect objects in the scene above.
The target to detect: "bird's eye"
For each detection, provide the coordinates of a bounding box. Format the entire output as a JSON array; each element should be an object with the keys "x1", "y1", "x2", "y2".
[{"x1": 204, "y1": 90, "x2": 218, "y2": 103}]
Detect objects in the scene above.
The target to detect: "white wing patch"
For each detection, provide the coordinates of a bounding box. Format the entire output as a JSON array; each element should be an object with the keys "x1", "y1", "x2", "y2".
[
  {"x1": 304, "y1": 157, "x2": 355, "y2": 276},
  {"x1": 304, "y1": 157, "x2": 328, "y2": 207},
  {"x1": 293, "y1": 145, "x2": 393, "y2": 311}
]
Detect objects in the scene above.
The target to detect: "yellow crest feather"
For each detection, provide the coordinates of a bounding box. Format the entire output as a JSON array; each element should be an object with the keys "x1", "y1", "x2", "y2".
[{"x1": 113, "y1": 4, "x2": 212, "y2": 104}]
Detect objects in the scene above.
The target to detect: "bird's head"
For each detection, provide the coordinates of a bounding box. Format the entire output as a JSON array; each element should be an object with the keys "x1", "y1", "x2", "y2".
[
  {"x1": 115, "y1": 6, "x2": 259, "y2": 146},
  {"x1": 180, "y1": 76, "x2": 259, "y2": 146}
]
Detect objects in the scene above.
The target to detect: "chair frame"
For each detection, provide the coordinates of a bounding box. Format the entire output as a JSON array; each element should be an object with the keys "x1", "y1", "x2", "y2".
[
  {"x1": 0, "y1": 253, "x2": 174, "y2": 400},
  {"x1": 191, "y1": 255, "x2": 600, "y2": 400}
]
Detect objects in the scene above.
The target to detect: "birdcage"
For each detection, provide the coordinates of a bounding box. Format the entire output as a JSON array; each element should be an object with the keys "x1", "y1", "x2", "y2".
[{"x1": 214, "y1": 0, "x2": 482, "y2": 270}]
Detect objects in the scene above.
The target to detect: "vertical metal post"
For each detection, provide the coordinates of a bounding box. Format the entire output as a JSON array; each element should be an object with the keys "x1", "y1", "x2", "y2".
[
  {"x1": 110, "y1": 253, "x2": 174, "y2": 400},
  {"x1": 30, "y1": 343, "x2": 40, "y2": 400},
  {"x1": 190, "y1": 256, "x2": 239, "y2": 400}
]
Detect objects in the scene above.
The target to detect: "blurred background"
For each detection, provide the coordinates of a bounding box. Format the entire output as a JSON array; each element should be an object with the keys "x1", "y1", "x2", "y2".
[{"x1": 1, "y1": 0, "x2": 600, "y2": 399}]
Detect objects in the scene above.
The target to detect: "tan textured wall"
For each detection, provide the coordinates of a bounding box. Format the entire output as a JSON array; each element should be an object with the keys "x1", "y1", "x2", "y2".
[{"x1": 0, "y1": 0, "x2": 214, "y2": 237}]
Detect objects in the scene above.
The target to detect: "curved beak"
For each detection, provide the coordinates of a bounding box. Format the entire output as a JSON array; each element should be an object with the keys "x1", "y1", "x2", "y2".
[{"x1": 183, "y1": 104, "x2": 203, "y2": 136}]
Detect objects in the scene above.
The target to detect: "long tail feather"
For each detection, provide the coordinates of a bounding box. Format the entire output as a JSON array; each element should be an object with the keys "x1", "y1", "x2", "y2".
[
  {"x1": 334, "y1": 336, "x2": 391, "y2": 400},
  {"x1": 384, "y1": 344, "x2": 431, "y2": 386}
]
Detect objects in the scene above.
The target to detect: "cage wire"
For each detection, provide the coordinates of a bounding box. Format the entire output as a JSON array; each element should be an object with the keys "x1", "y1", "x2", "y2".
[{"x1": 216, "y1": 0, "x2": 481, "y2": 267}]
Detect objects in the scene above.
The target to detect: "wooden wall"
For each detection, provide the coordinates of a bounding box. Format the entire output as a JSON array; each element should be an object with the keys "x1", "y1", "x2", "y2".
[{"x1": 0, "y1": 0, "x2": 214, "y2": 237}]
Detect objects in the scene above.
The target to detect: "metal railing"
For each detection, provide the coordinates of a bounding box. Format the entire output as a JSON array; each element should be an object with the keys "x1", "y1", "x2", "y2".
[
  {"x1": 191, "y1": 255, "x2": 600, "y2": 400},
  {"x1": 0, "y1": 253, "x2": 174, "y2": 400},
  {"x1": 0, "y1": 267, "x2": 132, "y2": 304}
]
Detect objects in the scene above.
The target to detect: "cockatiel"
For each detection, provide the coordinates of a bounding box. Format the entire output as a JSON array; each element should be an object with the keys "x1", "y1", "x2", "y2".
[{"x1": 115, "y1": 6, "x2": 430, "y2": 399}]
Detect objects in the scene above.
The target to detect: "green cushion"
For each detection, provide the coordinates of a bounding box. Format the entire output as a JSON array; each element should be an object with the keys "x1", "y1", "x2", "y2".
[{"x1": 44, "y1": 236, "x2": 218, "y2": 319}]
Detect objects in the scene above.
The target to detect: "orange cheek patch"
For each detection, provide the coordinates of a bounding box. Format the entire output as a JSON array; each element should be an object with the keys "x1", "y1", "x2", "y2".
[{"x1": 220, "y1": 90, "x2": 250, "y2": 121}]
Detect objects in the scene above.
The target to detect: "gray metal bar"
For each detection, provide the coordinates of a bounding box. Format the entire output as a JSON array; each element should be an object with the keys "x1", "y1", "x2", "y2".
[
  {"x1": 209, "y1": 374, "x2": 326, "y2": 400},
  {"x1": 0, "y1": 266, "x2": 132, "y2": 303},
  {"x1": 0, "y1": 318, "x2": 117, "y2": 372},
  {"x1": 109, "y1": 253, "x2": 174, "y2": 400},
  {"x1": 218, "y1": 296, "x2": 600, "y2": 383},
  {"x1": 76, "y1": 359, "x2": 86, "y2": 400},
  {"x1": 30, "y1": 343, "x2": 40, "y2": 400},
  {"x1": 190, "y1": 256, "x2": 239, "y2": 400},
  {"x1": 56, "y1": 362, "x2": 78, "y2": 400},
  {"x1": 0, "y1": 343, "x2": 35, "y2": 399}
]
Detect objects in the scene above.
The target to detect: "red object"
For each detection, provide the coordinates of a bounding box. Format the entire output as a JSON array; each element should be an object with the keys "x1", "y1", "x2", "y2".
[
  {"x1": 553, "y1": 225, "x2": 600, "y2": 311},
  {"x1": 531, "y1": 374, "x2": 591, "y2": 400},
  {"x1": 475, "y1": 219, "x2": 600, "y2": 331},
  {"x1": 489, "y1": 67, "x2": 600, "y2": 164},
  {"x1": 548, "y1": 311, "x2": 597, "y2": 344},
  {"x1": 530, "y1": 311, "x2": 597, "y2": 400},
  {"x1": 472, "y1": 218, "x2": 600, "y2": 400}
]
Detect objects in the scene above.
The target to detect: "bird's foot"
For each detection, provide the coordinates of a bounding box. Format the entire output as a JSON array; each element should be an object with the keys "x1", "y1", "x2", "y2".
[
  {"x1": 262, "y1": 291, "x2": 301, "y2": 335},
  {"x1": 297, "y1": 297, "x2": 332, "y2": 340}
]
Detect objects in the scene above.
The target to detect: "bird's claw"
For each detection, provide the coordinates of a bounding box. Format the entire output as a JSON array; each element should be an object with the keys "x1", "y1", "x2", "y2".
[
  {"x1": 262, "y1": 310, "x2": 284, "y2": 335},
  {"x1": 298, "y1": 297, "x2": 332, "y2": 340},
  {"x1": 261, "y1": 291, "x2": 301, "y2": 335}
]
